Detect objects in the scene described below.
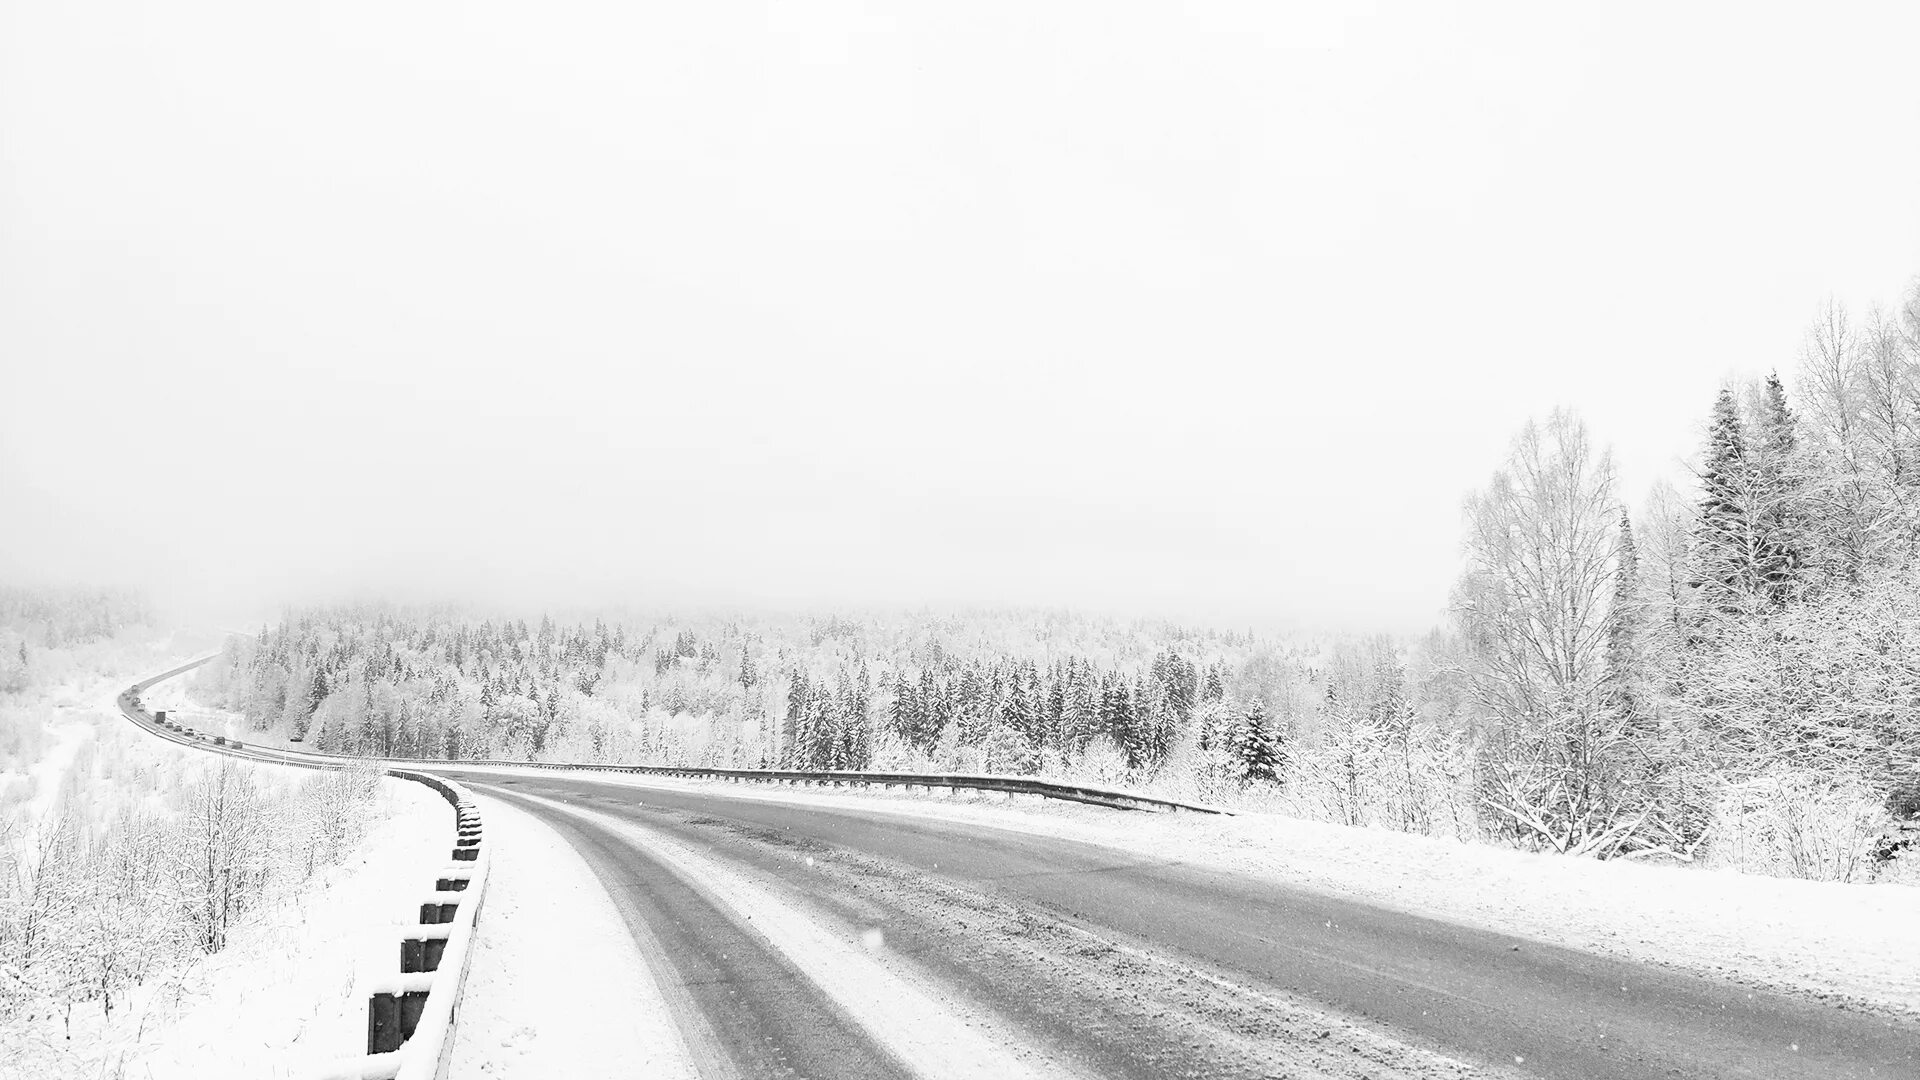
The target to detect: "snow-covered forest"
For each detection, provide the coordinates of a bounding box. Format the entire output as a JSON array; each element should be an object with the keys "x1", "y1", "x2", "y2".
[
  {"x1": 0, "y1": 590, "x2": 388, "y2": 1073},
  {"x1": 191, "y1": 608, "x2": 1313, "y2": 801}
]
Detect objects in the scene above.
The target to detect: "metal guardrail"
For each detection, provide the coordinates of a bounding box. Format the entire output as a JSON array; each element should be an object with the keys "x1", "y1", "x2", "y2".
[
  {"x1": 327, "y1": 772, "x2": 489, "y2": 1080},
  {"x1": 450, "y1": 760, "x2": 1232, "y2": 815},
  {"x1": 120, "y1": 659, "x2": 491, "y2": 1080}
]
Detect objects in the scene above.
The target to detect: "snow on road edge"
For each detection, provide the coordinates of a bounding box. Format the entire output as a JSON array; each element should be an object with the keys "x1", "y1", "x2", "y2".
[
  {"x1": 444, "y1": 793, "x2": 698, "y2": 1080},
  {"x1": 511, "y1": 790, "x2": 1087, "y2": 1080}
]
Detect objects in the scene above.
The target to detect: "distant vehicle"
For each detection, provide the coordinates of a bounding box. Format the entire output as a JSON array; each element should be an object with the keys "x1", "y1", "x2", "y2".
[{"x1": 155, "y1": 709, "x2": 168, "y2": 723}]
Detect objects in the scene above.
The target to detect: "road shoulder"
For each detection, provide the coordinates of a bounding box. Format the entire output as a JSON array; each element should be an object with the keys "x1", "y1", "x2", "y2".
[{"x1": 445, "y1": 793, "x2": 698, "y2": 1080}]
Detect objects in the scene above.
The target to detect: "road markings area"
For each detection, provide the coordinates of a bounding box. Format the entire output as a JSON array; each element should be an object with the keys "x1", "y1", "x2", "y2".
[
  {"x1": 509, "y1": 790, "x2": 1079, "y2": 1080},
  {"x1": 462, "y1": 778, "x2": 1508, "y2": 1080}
]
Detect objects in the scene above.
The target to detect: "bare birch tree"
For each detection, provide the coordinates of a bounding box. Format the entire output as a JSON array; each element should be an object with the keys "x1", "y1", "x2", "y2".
[{"x1": 1451, "y1": 410, "x2": 1662, "y2": 856}]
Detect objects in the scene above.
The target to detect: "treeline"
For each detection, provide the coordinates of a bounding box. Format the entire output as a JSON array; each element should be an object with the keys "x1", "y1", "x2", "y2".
[
  {"x1": 196, "y1": 608, "x2": 1308, "y2": 794},
  {"x1": 783, "y1": 651, "x2": 1229, "y2": 773},
  {"x1": 0, "y1": 587, "x2": 148, "y2": 650},
  {"x1": 1448, "y1": 285, "x2": 1920, "y2": 877},
  {"x1": 214, "y1": 611, "x2": 630, "y2": 760}
]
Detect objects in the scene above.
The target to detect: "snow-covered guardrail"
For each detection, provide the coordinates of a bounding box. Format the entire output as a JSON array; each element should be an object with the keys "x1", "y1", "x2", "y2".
[
  {"x1": 458, "y1": 759, "x2": 1232, "y2": 815},
  {"x1": 118, "y1": 660, "x2": 492, "y2": 1080},
  {"x1": 317, "y1": 771, "x2": 489, "y2": 1080}
]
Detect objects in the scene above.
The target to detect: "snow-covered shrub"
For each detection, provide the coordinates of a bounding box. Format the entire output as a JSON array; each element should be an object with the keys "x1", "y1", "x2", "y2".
[
  {"x1": 865, "y1": 730, "x2": 927, "y2": 771},
  {"x1": 1065, "y1": 738, "x2": 1133, "y2": 788},
  {"x1": 1707, "y1": 768, "x2": 1888, "y2": 882},
  {"x1": 933, "y1": 724, "x2": 983, "y2": 773},
  {"x1": 1288, "y1": 719, "x2": 1391, "y2": 828},
  {"x1": 1152, "y1": 714, "x2": 1239, "y2": 805},
  {"x1": 1275, "y1": 713, "x2": 1481, "y2": 839},
  {"x1": 981, "y1": 725, "x2": 1039, "y2": 775}
]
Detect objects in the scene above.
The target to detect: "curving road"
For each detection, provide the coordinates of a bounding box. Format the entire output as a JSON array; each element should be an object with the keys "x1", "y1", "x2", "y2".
[
  {"x1": 441, "y1": 769, "x2": 1919, "y2": 1080},
  {"x1": 111, "y1": 673, "x2": 1918, "y2": 1080}
]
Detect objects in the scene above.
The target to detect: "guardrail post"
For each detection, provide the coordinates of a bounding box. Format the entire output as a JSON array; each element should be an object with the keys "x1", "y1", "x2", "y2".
[
  {"x1": 366, "y1": 990, "x2": 428, "y2": 1052},
  {"x1": 401, "y1": 936, "x2": 449, "y2": 973},
  {"x1": 368, "y1": 992, "x2": 398, "y2": 1052}
]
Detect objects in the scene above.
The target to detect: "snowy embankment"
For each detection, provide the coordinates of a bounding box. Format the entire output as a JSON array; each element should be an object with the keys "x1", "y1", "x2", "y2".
[
  {"x1": 103, "y1": 777, "x2": 444, "y2": 1079},
  {"x1": 0, "y1": 672, "x2": 441, "y2": 1079},
  {"x1": 463, "y1": 766, "x2": 1920, "y2": 1017}
]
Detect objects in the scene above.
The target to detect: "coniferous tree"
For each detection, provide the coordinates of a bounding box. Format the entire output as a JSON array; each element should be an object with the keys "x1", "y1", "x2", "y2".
[
  {"x1": 1004, "y1": 670, "x2": 1036, "y2": 744},
  {"x1": 917, "y1": 668, "x2": 941, "y2": 748},
  {"x1": 1161, "y1": 652, "x2": 1197, "y2": 724},
  {"x1": 1135, "y1": 673, "x2": 1169, "y2": 769},
  {"x1": 396, "y1": 699, "x2": 416, "y2": 757},
  {"x1": 809, "y1": 687, "x2": 839, "y2": 769},
  {"x1": 1234, "y1": 702, "x2": 1285, "y2": 785},
  {"x1": 1604, "y1": 509, "x2": 1644, "y2": 726},
  {"x1": 1108, "y1": 680, "x2": 1143, "y2": 770},
  {"x1": 1070, "y1": 663, "x2": 1099, "y2": 752},
  {"x1": 889, "y1": 673, "x2": 916, "y2": 743},
  {"x1": 1203, "y1": 663, "x2": 1227, "y2": 702},
  {"x1": 782, "y1": 671, "x2": 811, "y2": 768},
  {"x1": 956, "y1": 667, "x2": 990, "y2": 743},
  {"x1": 1693, "y1": 387, "x2": 1763, "y2": 617},
  {"x1": 1751, "y1": 372, "x2": 1806, "y2": 605}
]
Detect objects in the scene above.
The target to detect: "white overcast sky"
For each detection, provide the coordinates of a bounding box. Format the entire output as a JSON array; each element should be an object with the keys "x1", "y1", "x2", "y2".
[{"x1": 3, "y1": 2, "x2": 1918, "y2": 632}]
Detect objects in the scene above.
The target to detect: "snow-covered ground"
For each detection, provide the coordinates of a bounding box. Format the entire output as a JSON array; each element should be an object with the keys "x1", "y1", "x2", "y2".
[
  {"x1": 16, "y1": 717, "x2": 91, "y2": 831},
  {"x1": 119, "y1": 777, "x2": 445, "y2": 1079},
  {"x1": 1, "y1": 670, "x2": 449, "y2": 1079},
  {"x1": 459, "y1": 767, "x2": 1920, "y2": 1017},
  {"x1": 446, "y1": 793, "x2": 695, "y2": 1079},
  {"x1": 4, "y1": 761, "x2": 445, "y2": 1078}
]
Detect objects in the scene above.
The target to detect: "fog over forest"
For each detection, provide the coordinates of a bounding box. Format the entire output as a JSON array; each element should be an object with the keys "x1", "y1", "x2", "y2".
[{"x1": 5, "y1": 3, "x2": 1920, "y2": 631}]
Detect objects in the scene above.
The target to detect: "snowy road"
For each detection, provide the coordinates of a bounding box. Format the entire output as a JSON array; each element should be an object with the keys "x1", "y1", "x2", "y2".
[{"x1": 440, "y1": 771, "x2": 1919, "y2": 1080}]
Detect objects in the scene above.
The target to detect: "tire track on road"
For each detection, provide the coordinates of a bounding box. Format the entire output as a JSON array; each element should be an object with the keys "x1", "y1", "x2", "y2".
[
  {"x1": 481, "y1": 784, "x2": 1072, "y2": 1080},
  {"x1": 455, "y1": 771, "x2": 1920, "y2": 1080}
]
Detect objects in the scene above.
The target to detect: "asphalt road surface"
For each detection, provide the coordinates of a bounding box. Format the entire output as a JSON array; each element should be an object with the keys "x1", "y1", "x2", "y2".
[{"x1": 442, "y1": 769, "x2": 1919, "y2": 1080}]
